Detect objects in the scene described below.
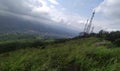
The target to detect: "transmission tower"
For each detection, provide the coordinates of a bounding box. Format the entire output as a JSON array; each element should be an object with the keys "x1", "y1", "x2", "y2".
[
  {"x1": 86, "y1": 11, "x2": 95, "y2": 34},
  {"x1": 90, "y1": 26, "x2": 94, "y2": 33},
  {"x1": 83, "y1": 19, "x2": 89, "y2": 33}
]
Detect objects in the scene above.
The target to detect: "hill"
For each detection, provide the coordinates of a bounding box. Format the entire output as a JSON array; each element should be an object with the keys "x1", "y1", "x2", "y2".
[
  {"x1": 0, "y1": 15, "x2": 78, "y2": 38},
  {"x1": 0, "y1": 37, "x2": 120, "y2": 71}
]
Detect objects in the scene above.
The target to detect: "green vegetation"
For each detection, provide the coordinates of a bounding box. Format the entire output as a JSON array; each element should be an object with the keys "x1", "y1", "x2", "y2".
[
  {"x1": 0, "y1": 34, "x2": 56, "y2": 53},
  {"x1": 95, "y1": 30, "x2": 120, "y2": 47},
  {"x1": 0, "y1": 33, "x2": 120, "y2": 71}
]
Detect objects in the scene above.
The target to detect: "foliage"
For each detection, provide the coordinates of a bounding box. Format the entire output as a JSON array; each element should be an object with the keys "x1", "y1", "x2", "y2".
[
  {"x1": 97, "y1": 30, "x2": 120, "y2": 47},
  {"x1": 0, "y1": 34, "x2": 55, "y2": 53},
  {"x1": 79, "y1": 30, "x2": 120, "y2": 47},
  {"x1": 0, "y1": 36, "x2": 120, "y2": 71}
]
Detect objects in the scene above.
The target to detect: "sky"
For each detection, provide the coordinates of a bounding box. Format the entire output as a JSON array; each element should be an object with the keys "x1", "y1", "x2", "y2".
[{"x1": 0, "y1": 0, "x2": 120, "y2": 33}]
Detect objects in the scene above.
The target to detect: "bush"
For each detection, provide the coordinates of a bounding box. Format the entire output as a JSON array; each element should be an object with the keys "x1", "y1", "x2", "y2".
[{"x1": 114, "y1": 38, "x2": 120, "y2": 46}]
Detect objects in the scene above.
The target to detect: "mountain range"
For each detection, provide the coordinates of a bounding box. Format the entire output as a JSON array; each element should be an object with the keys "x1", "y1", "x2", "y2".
[{"x1": 0, "y1": 15, "x2": 79, "y2": 38}]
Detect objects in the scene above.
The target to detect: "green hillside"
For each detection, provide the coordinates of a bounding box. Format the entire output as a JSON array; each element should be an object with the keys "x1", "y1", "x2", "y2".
[{"x1": 0, "y1": 37, "x2": 120, "y2": 71}]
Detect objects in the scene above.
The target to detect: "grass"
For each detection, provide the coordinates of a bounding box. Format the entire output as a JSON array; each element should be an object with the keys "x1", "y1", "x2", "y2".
[{"x1": 0, "y1": 37, "x2": 120, "y2": 71}]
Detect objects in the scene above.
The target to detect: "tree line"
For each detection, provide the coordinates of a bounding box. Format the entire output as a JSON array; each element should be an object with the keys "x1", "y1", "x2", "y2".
[{"x1": 80, "y1": 30, "x2": 120, "y2": 47}]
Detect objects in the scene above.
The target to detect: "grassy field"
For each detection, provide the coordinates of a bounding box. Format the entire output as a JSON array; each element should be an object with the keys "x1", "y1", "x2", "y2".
[{"x1": 0, "y1": 37, "x2": 120, "y2": 71}]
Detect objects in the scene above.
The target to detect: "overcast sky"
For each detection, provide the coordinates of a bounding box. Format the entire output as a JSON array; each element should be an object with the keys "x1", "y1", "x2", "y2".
[{"x1": 0, "y1": 0, "x2": 120, "y2": 32}]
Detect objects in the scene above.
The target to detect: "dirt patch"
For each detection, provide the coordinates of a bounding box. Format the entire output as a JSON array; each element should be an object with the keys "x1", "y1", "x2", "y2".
[{"x1": 95, "y1": 41, "x2": 109, "y2": 46}]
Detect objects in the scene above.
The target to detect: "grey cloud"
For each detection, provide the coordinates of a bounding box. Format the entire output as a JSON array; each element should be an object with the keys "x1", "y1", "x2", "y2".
[
  {"x1": 0, "y1": 0, "x2": 52, "y2": 24},
  {"x1": 0, "y1": 0, "x2": 79, "y2": 34},
  {"x1": 0, "y1": 0, "x2": 30, "y2": 15}
]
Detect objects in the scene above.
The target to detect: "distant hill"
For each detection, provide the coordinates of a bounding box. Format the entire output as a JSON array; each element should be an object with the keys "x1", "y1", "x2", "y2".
[{"x1": 0, "y1": 15, "x2": 78, "y2": 38}]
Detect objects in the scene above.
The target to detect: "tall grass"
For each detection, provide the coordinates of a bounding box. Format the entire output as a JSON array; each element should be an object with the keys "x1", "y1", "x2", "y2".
[{"x1": 0, "y1": 37, "x2": 120, "y2": 71}]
